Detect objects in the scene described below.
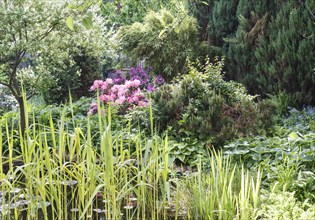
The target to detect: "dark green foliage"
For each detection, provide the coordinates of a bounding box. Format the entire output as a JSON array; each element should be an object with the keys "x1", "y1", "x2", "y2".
[
  {"x1": 227, "y1": 0, "x2": 315, "y2": 104},
  {"x1": 210, "y1": 0, "x2": 239, "y2": 47},
  {"x1": 254, "y1": 0, "x2": 315, "y2": 104},
  {"x1": 153, "y1": 59, "x2": 273, "y2": 164},
  {"x1": 193, "y1": 0, "x2": 315, "y2": 105},
  {"x1": 225, "y1": 2, "x2": 271, "y2": 94},
  {"x1": 116, "y1": 9, "x2": 199, "y2": 80},
  {"x1": 42, "y1": 49, "x2": 102, "y2": 104},
  {"x1": 191, "y1": 0, "x2": 238, "y2": 56}
]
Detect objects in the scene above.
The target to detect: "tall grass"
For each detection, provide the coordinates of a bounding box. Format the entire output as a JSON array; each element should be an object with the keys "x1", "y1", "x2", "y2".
[
  {"x1": 177, "y1": 151, "x2": 262, "y2": 220},
  {"x1": 0, "y1": 96, "x2": 262, "y2": 219},
  {"x1": 0, "y1": 98, "x2": 173, "y2": 220}
]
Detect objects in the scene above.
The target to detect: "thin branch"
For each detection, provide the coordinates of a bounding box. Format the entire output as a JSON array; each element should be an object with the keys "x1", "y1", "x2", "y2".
[
  {"x1": 24, "y1": 20, "x2": 28, "y2": 42},
  {"x1": 306, "y1": 2, "x2": 315, "y2": 20},
  {"x1": 32, "y1": 22, "x2": 59, "y2": 42},
  {"x1": 0, "y1": 81, "x2": 10, "y2": 87},
  {"x1": 26, "y1": 92, "x2": 35, "y2": 100},
  {"x1": 9, "y1": 50, "x2": 26, "y2": 87}
]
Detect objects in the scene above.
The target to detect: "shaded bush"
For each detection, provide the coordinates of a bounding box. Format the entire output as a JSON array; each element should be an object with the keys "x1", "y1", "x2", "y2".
[{"x1": 42, "y1": 48, "x2": 102, "y2": 104}]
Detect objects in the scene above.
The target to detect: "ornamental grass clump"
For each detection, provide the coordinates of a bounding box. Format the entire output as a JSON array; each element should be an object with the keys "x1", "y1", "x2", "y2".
[
  {"x1": 0, "y1": 93, "x2": 264, "y2": 220},
  {"x1": 177, "y1": 151, "x2": 262, "y2": 220}
]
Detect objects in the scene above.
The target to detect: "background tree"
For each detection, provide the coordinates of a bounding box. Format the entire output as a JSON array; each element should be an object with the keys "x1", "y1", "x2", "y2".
[
  {"x1": 101, "y1": 0, "x2": 188, "y2": 27},
  {"x1": 116, "y1": 9, "x2": 199, "y2": 80},
  {"x1": 254, "y1": 0, "x2": 315, "y2": 104},
  {"x1": 0, "y1": 0, "x2": 107, "y2": 134}
]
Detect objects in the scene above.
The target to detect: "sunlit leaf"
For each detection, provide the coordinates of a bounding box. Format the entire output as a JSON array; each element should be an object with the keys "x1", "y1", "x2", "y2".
[
  {"x1": 158, "y1": 29, "x2": 166, "y2": 38},
  {"x1": 66, "y1": 17, "x2": 74, "y2": 30},
  {"x1": 82, "y1": 16, "x2": 93, "y2": 29},
  {"x1": 288, "y1": 132, "x2": 299, "y2": 141}
]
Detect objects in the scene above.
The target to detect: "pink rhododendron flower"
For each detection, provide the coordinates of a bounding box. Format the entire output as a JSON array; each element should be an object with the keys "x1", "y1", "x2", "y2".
[
  {"x1": 126, "y1": 80, "x2": 141, "y2": 88},
  {"x1": 89, "y1": 72, "x2": 151, "y2": 115},
  {"x1": 90, "y1": 80, "x2": 104, "y2": 91},
  {"x1": 114, "y1": 96, "x2": 126, "y2": 105}
]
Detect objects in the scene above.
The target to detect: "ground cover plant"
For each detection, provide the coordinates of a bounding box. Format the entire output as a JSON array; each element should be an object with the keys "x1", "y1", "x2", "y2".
[{"x1": 224, "y1": 107, "x2": 315, "y2": 218}]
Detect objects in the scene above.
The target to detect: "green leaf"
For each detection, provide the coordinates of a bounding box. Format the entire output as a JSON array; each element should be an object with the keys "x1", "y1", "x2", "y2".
[
  {"x1": 200, "y1": 1, "x2": 209, "y2": 5},
  {"x1": 66, "y1": 17, "x2": 74, "y2": 30},
  {"x1": 82, "y1": 17, "x2": 93, "y2": 29},
  {"x1": 158, "y1": 29, "x2": 166, "y2": 38},
  {"x1": 288, "y1": 132, "x2": 299, "y2": 141},
  {"x1": 67, "y1": 4, "x2": 77, "y2": 10}
]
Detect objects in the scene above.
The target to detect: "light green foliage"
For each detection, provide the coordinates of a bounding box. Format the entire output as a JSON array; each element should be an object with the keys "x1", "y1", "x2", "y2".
[
  {"x1": 258, "y1": 186, "x2": 315, "y2": 219},
  {"x1": 0, "y1": 0, "x2": 108, "y2": 132},
  {"x1": 0, "y1": 97, "x2": 173, "y2": 219},
  {"x1": 178, "y1": 151, "x2": 262, "y2": 219},
  {"x1": 116, "y1": 9, "x2": 199, "y2": 80},
  {"x1": 101, "y1": 0, "x2": 188, "y2": 27},
  {"x1": 0, "y1": 0, "x2": 107, "y2": 99}
]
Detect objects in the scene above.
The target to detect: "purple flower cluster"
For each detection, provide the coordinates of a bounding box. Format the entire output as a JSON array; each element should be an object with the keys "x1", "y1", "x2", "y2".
[
  {"x1": 154, "y1": 74, "x2": 165, "y2": 85},
  {"x1": 129, "y1": 66, "x2": 151, "y2": 88},
  {"x1": 113, "y1": 70, "x2": 126, "y2": 84},
  {"x1": 127, "y1": 66, "x2": 165, "y2": 92}
]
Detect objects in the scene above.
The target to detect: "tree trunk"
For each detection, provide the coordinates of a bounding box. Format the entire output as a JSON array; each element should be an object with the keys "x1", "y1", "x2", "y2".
[{"x1": 16, "y1": 96, "x2": 26, "y2": 136}]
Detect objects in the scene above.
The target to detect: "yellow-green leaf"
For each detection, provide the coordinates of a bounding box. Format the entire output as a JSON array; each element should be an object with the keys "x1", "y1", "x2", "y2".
[
  {"x1": 288, "y1": 132, "x2": 299, "y2": 141},
  {"x1": 158, "y1": 29, "x2": 166, "y2": 38},
  {"x1": 82, "y1": 17, "x2": 93, "y2": 29},
  {"x1": 66, "y1": 17, "x2": 74, "y2": 30}
]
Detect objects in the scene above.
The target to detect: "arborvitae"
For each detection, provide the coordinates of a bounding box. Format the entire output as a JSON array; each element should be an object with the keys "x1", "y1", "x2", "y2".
[
  {"x1": 190, "y1": 0, "x2": 216, "y2": 42},
  {"x1": 210, "y1": 0, "x2": 239, "y2": 47},
  {"x1": 254, "y1": 0, "x2": 315, "y2": 104},
  {"x1": 225, "y1": 0, "x2": 272, "y2": 94},
  {"x1": 191, "y1": 0, "x2": 238, "y2": 56}
]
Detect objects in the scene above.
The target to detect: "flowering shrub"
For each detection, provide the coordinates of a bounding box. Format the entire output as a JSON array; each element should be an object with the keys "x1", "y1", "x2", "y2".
[
  {"x1": 88, "y1": 78, "x2": 148, "y2": 115},
  {"x1": 89, "y1": 66, "x2": 165, "y2": 115},
  {"x1": 127, "y1": 66, "x2": 165, "y2": 92}
]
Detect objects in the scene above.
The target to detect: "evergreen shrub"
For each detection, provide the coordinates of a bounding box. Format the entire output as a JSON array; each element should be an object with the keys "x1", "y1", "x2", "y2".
[{"x1": 152, "y1": 58, "x2": 275, "y2": 163}]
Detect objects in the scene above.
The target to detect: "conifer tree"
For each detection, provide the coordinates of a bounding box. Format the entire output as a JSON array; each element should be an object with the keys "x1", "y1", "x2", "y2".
[{"x1": 254, "y1": 0, "x2": 315, "y2": 104}]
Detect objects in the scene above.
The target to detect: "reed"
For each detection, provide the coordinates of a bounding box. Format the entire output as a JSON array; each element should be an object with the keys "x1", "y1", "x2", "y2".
[
  {"x1": 0, "y1": 96, "x2": 262, "y2": 220},
  {"x1": 177, "y1": 151, "x2": 262, "y2": 220}
]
